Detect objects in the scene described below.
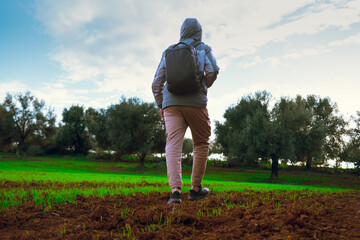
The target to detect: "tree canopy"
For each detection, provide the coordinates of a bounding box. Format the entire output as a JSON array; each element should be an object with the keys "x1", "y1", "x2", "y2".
[
  {"x1": 215, "y1": 92, "x2": 349, "y2": 178},
  {"x1": 106, "y1": 97, "x2": 162, "y2": 167},
  {"x1": 85, "y1": 107, "x2": 110, "y2": 150},
  {"x1": 0, "y1": 91, "x2": 357, "y2": 174},
  {"x1": 341, "y1": 112, "x2": 360, "y2": 171},
  {"x1": 2, "y1": 92, "x2": 56, "y2": 156},
  {"x1": 56, "y1": 105, "x2": 90, "y2": 154},
  {"x1": 215, "y1": 91, "x2": 272, "y2": 166},
  {"x1": 0, "y1": 105, "x2": 14, "y2": 152}
]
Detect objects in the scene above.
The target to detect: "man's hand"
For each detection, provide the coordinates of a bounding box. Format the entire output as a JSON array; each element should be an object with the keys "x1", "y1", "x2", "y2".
[
  {"x1": 205, "y1": 71, "x2": 218, "y2": 88},
  {"x1": 160, "y1": 108, "x2": 164, "y2": 120}
]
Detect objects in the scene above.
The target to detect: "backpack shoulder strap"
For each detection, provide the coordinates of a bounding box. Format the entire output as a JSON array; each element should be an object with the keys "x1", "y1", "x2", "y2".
[
  {"x1": 172, "y1": 42, "x2": 191, "y2": 49},
  {"x1": 203, "y1": 44, "x2": 211, "y2": 55},
  {"x1": 192, "y1": 42, "x2": 212, "y2": 55},
  {"x1": 190, "y1": 41, "x2": 204, "y2": 49}
]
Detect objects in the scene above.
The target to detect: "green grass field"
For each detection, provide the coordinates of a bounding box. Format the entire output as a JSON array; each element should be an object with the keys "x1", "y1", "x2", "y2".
[{"x1": 0, "y1": 154, "x2": 358, "y2": 209}]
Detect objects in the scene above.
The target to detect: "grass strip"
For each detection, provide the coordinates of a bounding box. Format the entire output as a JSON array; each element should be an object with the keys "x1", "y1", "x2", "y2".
[
  {"x1": 0, "y1": 172, "x2": 347, "y2": 209},
  {"x1": 0, "y1": 156, "x2": 355, "y2": 209}
]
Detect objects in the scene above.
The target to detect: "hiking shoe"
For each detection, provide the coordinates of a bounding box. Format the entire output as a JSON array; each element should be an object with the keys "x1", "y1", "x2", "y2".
[
  {"x1": 188, "y1": 186, "x2": 210, "y2": 201},
  {"x1": 167, "y1": 191, "x2": 181, "y2": 204}
]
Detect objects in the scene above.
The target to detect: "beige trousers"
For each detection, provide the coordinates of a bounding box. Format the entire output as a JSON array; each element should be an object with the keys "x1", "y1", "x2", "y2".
[{"x1": 163, "y1": 106, "x2": 211, "y2": 189}]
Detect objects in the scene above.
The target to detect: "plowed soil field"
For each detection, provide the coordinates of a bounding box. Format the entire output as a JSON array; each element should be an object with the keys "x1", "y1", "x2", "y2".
[{"x1": 1, "y1": 182, "x2": 360, "y2": 240}]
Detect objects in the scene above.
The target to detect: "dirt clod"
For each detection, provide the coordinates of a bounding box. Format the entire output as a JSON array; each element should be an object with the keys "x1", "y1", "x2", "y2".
[{"x1": 1, "y1": 190, "x2": 359, "y2": 239}]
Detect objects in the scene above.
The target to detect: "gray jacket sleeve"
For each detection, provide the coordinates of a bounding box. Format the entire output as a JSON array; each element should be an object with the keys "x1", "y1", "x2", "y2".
[
  {"x1": 204, "y1": 46, "x2": 219, "y2": 88},
  {"x1": 152, "y1": 53, "x2": 166, "y2": 108}
]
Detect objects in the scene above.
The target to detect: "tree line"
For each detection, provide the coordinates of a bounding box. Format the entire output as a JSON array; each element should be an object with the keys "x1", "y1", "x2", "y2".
[
  {"x1": 214, "y1": 91, "x2": 359, "y2": 177},
  {"x1": 0, "y1": 91, "x2": 359, "y2": 177},
  {"x1": 0, "y1": 92, "x2": 165, "y2": 168}
]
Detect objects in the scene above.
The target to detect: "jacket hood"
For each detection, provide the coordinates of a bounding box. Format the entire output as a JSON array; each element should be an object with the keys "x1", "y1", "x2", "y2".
[{"x1": 180, "y1": 18, "x2": 202, "y2": 42}]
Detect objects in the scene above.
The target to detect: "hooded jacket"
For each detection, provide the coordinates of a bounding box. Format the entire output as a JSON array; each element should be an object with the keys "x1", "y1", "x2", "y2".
[{"x1": 152, "y1": 18, "x2": 219, "y2": 109}]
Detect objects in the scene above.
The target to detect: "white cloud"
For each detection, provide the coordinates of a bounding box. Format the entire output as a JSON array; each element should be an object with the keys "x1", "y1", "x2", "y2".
[
  {"x1": 0, "y1": 80, "x2": 28, "y2": 97},
  {"x1": 209, "y1": 74, "x2": 360, "y2": 125},
  {"x1": 34, "y1": 0, "x2": 360, "y2": 78},
  {"x1": 35, "y1": 0, "x2": 100, "y2": 37},
  {"x1": 51, "y1": 49, "x2": 102, "y2": 83},
  {"x1": 238, "y1": 46, "x2": 329, "y2": 68},
  {"x1": 0, "y1": 79, "x2": 108, "y2": 121},
  {"x1": 329, "y1": 32, "x2": 360, "y2": 47},
  {"x1": 208, "y1": 0, "x2": 360, "y2": 63},
  {"x1": 29, "y1": 0, "x2": 360, "y2": 125}
]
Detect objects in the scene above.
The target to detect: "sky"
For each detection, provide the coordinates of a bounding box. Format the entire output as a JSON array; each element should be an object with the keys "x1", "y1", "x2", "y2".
[{"x1": 1, "y1": 0, "x2": 360, "y2": 138}]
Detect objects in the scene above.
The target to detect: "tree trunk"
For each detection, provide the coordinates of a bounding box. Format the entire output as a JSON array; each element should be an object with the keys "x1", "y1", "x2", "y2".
[
  {"x1": 296, "y1": 151, "x2": 306, "y2": 164},
  {"x1": 270, "y1": 154, "x2": 279, "y2": 179},
  {"x1": 305, "y1": 155, "x2": 311, "y2": 171},
  {"x1": 115, "y1": 151, "x2": 122, "y2": 162},
  {"x1": 16, "y1": 137, "x2": 25, "y2": 157},
  {"x1": 334, "y1": 158, "x2": 341, "y2": 173},
  {"x1": 138, "y1": 153, "x2": 146, "y2": 168}
]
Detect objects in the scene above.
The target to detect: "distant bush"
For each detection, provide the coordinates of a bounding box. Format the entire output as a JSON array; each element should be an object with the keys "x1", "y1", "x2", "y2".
[
  {"x1": 121, "y1": 155, "x2": 138, "y2": 161},
  {"x1": 86, "y1": 153, "x2": 167, "y2": 163},
  {"x1": 87, "y1": 151, "x2": 112, "y2": 161},
  {"x1": 207, "y1": 159, "x2": 228, "y2": 168},
  {"x1": 258, "y1": 162, "x2": 290, "y2": 170},
  {"x1": 25, "y1": 145, "x2": 45, "y2": 156},
  {"x1": 353, "y1": 160, "x2": 360, "y2": 176},
  {"x1": 146, "y1": 154, "x2": 166, "y2": 163}
]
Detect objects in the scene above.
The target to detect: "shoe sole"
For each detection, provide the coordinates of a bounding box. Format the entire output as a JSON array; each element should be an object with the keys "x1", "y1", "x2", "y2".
[
  {"x1": 167, "y1": 199, "x2": 181, "y2": 204},
  {"x1": 188, "y1": 192, "x2": 210, "y2": 201}
]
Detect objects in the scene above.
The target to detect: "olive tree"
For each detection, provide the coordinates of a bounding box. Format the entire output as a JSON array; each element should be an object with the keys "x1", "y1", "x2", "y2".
[
  {"x1": 85, "y1": 107, "x2": 110, "y2": 150},
  {"x1": 56, "y1": 105, "x2": 90, "y2": 154},
  {"x1": 215, "y1": 92, "x2": 307, "y2": 178},
  {"x1": 341, "y1": 112, "x2": 360, "y2": 172},
  {"x1": 292, "y1": 95, "x2": 346, "y2": 170},
  {"x1": 106, "y1": 97, "x2": 162, "y2": 167},
  {"x1": 182, "y1": 138, "x2": 193, "y2": 165},
  {"x1": 2, "y1": 92, "x2": 56, "y2": 156},
  {"x1": 0, "y1": 105, "x2": 14, "y2": 152},
  {"x1": 215, "y1": 91, "x2": 272, "y2": 167}
]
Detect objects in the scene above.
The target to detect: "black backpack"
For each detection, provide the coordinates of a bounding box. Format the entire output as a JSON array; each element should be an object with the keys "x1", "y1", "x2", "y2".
[{"x1": 165, "y1": 41, "x2": 205, "y2": 95}]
